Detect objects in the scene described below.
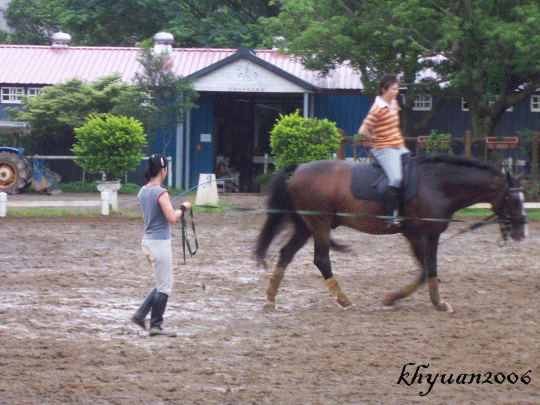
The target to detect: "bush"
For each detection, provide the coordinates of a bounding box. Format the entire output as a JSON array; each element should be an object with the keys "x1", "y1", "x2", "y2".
[
  {"x1": 270, "y1": 110, "x2": 341, "y2": 169},
  {"x1": 71, "y1": 114, "x2": 147, "y2": 180},
  {"x1": 422, "y1": 129, "x2": 453, "y2": 155}
]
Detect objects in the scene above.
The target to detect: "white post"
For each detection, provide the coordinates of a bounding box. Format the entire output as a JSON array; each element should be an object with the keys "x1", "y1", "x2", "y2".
[
  {"x1": 0, "y1": 192, "x2": 7, "y2": 217},
  {"x1": 264, "y1": 153, "x2": 269, "y2": 174},
  {"x1": 101, "y1": 191, "x2": 110, "y2": 216}
]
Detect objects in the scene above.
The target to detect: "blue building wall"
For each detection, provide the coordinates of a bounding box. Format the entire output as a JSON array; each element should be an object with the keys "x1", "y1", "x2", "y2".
[
  {"x1": 412, "y1": 97, "x2": 540, "y2": 138},
  {"x1": 314, "y1": 94, "x2": 370, "y2": 137},
  {"x1": 188, "y1": 93, "x2": 214, "y2": 188}
]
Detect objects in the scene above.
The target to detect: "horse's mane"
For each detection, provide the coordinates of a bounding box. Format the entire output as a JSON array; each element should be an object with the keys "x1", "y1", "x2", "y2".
[{"x1": 416, "y1": 154, "x2": 501, "y2": 176}]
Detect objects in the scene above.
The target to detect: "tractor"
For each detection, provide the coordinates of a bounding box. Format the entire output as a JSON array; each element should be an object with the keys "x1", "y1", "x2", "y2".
[
  {"x1": 0, "y1": 121, "x2": 61, "y2": 194},
  {"x1": 0, "y1": 146, "x2": 61, "y2": 194}
]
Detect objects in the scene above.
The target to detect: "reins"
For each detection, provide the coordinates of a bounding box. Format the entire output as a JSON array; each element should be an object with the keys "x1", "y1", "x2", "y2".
[{"x1": 180, "y1": 207, "x2": 198, "y2": 262}]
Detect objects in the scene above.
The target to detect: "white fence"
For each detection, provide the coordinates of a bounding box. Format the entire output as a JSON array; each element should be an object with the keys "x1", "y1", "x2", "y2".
[
  {"x1": 29, "y1": 155, "x2": 173, "y2": 187},
  {"x1": 0, "y1": 191, "x2": 112, "y2": 217}
]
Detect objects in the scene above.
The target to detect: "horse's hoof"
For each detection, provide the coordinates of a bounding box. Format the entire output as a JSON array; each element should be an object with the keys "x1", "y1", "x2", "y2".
[
  {"x1": 382, "y1": 290, "x2": 400, "y2": 306},
  {"x1": 337, "y1": 296, "x2": 353, "y2": 308},
  {"x1": 437, "y1": 302, "x2": 454, "y2": 313},
  {"x1": 262, "y1": 301, "x2": 276, "y2": 312},
  {"x1": 342, "y1": 303, "x2": 356, "y2": 311}
]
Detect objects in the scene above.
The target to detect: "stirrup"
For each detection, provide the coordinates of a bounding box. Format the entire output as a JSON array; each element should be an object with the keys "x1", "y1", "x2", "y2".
[{"x1": 386, "y1": 210, "x2": 401, "y2": 227}]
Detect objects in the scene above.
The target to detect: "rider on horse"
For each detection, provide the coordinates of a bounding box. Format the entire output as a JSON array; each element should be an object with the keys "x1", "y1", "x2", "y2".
[{"x1": 358, "y1": 74, "x2": 410, "y2": 226}]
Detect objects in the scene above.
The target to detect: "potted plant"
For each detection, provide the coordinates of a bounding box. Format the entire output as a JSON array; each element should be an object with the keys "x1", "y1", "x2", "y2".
[
  {"x1": 485, "y1": 136, "x2": 519, "y2": 150},
  {"x1": 418, "y1": 130, "x2": 453, "y2": 154},
  {"x1": 354, "y1": 134, "x2": 371, "y2": 147},
  {"x1": 72, "y1": 114, "x2": 147, "y2": 210}
]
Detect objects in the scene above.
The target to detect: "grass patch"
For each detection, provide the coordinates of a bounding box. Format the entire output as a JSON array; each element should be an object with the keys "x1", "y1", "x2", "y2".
[
  {"x1": 456, "y1": 207, "x2": 540, "y2": 220},
  {"x1": 5, "y1": 208, "x2": 142, "y2": 218},
  {"x1": 56, "y1": 181, "x2": 185, "y2": 195}
]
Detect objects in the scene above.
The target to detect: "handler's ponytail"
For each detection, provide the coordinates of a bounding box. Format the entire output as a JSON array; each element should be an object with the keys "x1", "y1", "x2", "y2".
[{"x1": 145, "y1": 154, "x2": 166, "y2": 181}]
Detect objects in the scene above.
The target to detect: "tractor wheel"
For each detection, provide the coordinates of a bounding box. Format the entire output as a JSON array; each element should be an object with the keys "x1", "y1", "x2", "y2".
[{"x1": 0, "y1": 151, "x2": 32, "y2": 194}]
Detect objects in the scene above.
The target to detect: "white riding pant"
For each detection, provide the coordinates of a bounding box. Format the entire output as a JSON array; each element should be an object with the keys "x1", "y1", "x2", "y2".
[
  {"x1": 141, "y1": 239, "x2": 173, "y2": 295},
  {"x1": 371, "y1": 146, "x2": 410, "y2": 188}
]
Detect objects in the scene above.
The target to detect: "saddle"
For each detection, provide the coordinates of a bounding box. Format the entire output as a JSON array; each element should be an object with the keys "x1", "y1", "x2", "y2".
[{"x1": 350, "y1": 153, "x2": 419, "y2": 203}]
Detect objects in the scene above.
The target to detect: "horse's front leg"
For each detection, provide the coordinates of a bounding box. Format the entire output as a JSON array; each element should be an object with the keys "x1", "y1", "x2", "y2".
[{"x1": 383, "y1": 232, "x2": 453, "y2": 312}]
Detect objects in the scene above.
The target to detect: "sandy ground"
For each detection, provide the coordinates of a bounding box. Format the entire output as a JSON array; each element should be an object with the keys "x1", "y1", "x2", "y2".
[{"x1": 1, "y1": 192, "x2": 539, "y2": 404}]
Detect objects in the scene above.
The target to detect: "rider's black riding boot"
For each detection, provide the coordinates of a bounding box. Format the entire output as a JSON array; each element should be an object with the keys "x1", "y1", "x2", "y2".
[
  {"x1": 386, "y1": 186, "x2": 401, "y2": 227},
  {"x1": 131, "y1": 287, "x2": 156, "y2": 330},
  {"x1": 149, "y1": 292, "x2": 176, "y2": 337}
]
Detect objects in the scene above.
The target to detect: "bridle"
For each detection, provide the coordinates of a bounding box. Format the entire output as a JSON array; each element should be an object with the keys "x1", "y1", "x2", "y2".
[{"x1": 492, "y1": 181, "x2": 528, "y2": 245}]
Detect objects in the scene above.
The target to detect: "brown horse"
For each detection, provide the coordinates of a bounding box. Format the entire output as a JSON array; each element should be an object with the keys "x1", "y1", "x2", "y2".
[{"x1": 255, "y1": 154, "x2": 528, "y2": 312}]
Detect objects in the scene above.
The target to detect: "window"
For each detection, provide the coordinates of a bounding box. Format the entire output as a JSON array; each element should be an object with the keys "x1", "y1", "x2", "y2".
[
  {"x1": 27, "y1": 88, "x2": 43, "y2": 97},
  {"x1": 531, "y1": 95, "x2": 540, "y2": 112},
  {"x1": 412, "y1": 95, "x2": 432, "y2": 111},
  {"x1": 1, "y1": 87, "x2": 24, "y2": 103},
  {"x1": 462, "y1": 98, "x2": 513, "y2": 112}
]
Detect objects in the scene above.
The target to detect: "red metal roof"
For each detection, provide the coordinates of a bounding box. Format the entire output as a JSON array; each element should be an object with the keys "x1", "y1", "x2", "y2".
[{"x1": 0, "y1": 45, "x2": 363, "y2": 90}]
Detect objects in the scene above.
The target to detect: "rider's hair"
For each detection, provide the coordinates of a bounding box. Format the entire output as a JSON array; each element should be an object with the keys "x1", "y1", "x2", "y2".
[
  {"x1": 145, "y1": 154, "x2": 166, "y2": 181},
  {"x1": 379, "y1": 74, "x2": 399, "y2": 95}
]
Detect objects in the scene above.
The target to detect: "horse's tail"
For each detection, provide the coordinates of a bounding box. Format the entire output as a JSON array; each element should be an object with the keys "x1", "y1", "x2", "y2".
[{"x1": 254, "y1": 164, "x2": 299, "y2": 267}]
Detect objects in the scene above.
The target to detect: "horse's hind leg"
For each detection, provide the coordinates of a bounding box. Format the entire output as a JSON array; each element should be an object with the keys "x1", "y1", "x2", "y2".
[
  {"x1": 312, "y1": 231, "x2": 353, "y2": 309},
  {"x1": 263, "y1": 227, "x2": 310, "y2": 311}
]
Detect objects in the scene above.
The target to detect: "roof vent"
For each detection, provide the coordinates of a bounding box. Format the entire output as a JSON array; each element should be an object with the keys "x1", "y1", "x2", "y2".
[
  {"x1": 153, "y1": 32, "x2": 174, "y2": 55},
  {"x1": 51, "y1": 31, "x2": 71, "y2": 48}
]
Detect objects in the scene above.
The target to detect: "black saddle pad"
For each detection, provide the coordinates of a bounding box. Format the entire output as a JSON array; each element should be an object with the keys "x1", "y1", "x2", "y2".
[{"x1": 350, "y1": 154, "x2": 419, "y2": 202}]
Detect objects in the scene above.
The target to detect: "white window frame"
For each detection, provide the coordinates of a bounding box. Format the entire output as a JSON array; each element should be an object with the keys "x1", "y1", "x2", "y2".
[
  {"x1": 531, "y1": 95, "x2": 540, "y2": 112},
  {"x1": 27, "y1": 87, "x2": 43, "y2": 97},
  {"x1": 462, "y1": 97, "x2": 513, "y2": 112},
  {"x1": 1, "y1": 87, "x2": 24, "y2": 104},
  {"x1": 412, "y1": 95, "x2": 432, "y2": 111}
]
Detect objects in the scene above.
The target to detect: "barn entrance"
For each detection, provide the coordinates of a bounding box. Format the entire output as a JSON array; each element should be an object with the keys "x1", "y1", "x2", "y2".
[{"x1": 211, "y1": 92, "x2": 303, "y2": 192}]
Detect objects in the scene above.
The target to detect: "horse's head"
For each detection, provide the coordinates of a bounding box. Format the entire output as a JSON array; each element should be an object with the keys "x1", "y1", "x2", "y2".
[{"x1": 493, "y1": 172, "x2": 528, "y2": 242}]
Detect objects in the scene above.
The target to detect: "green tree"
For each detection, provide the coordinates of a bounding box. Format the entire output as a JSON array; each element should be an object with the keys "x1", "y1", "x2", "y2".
[
  {"x1": 113, "y1": 45, "x2": 199, "y2": 156},
  {"x1": 270, "y1": 110, "x2": 341, "y2": 169},
  {"x1": 395, "y1": 0, "x2": 540, "y2": 138},
  {"x1": 4, "y1": 0, "x2": 279, "y2": 48},
  {"x1": 261, "y1": 0, "x2": 451, "y2": 138},
  {"x1": 7, "y1": 75, "x2": 139, "y2": 153},
  {"x1": 4, "y1": 0, "x2": 62, "y2": 44},
  {"x1": 72, "y1": 114, "x2": 146, "y2": 180},
  {"x1": 263, "y1": 0, "x2": 540, "y2": 138}
]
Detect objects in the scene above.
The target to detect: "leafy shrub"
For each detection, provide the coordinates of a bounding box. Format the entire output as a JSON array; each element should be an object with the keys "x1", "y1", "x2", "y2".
[
  {"x1": 72, "y1": 114, "x2": 147, "y2": 180},
  {"x1": 422, "y1": 129, "x2": 453, "y2": 155},
  {"x1": 270, "y1": 110, "x2": 341, "y2": 169}
]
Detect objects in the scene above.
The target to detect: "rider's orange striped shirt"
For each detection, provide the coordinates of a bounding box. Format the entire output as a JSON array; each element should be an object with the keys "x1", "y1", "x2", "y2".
[{"x1": 362, "y1": 97, "x2": 405, "y2": 149}]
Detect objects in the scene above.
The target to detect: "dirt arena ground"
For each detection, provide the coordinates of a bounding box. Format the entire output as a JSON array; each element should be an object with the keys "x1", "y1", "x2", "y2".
[{"x1": 1, "y1": 193, "x2": 539, "y2": 404}]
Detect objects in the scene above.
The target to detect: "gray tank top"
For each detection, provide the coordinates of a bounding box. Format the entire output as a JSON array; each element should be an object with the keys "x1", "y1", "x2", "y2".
[{"x1": 138, "y1": 184, "x2": 171, "y2": 240}]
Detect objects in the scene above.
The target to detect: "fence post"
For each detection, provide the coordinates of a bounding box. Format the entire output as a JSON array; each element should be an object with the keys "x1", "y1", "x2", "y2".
[
  {"x1": 101, "y1": 191, "x2": 110, "y2": 216},
  {"x1": 0, "y1": 192, "x2": 6, "y2": 217},
  {"x1": 532, "y1": 131, "x2": 538, "y2": 183},
  {"x1": 336, "y1": 129, "x2": 346, "y2": 160},
  {"x1": 465, "y1": 130, "x2": 472, "y2": 157}
]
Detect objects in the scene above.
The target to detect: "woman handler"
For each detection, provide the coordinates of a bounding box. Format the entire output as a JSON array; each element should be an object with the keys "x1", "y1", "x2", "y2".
[
  {"x1": 358, "y1": 74, "x2": 410, "y2": 226},
  {"x1": 131, "y1": 154, "x2": 191, "y2": 337}
]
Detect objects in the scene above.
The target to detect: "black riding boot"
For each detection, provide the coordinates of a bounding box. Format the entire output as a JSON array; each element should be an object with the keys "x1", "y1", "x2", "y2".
[
  {"x1": 386, "y1": 186, "x2": 401, "y2": 227},
  {"x1": 149, "y1": 292, "x2": 176, "y2": 337},
  {"x1": 131, "y1": 287, "x2": 156, "y2": 330}
]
